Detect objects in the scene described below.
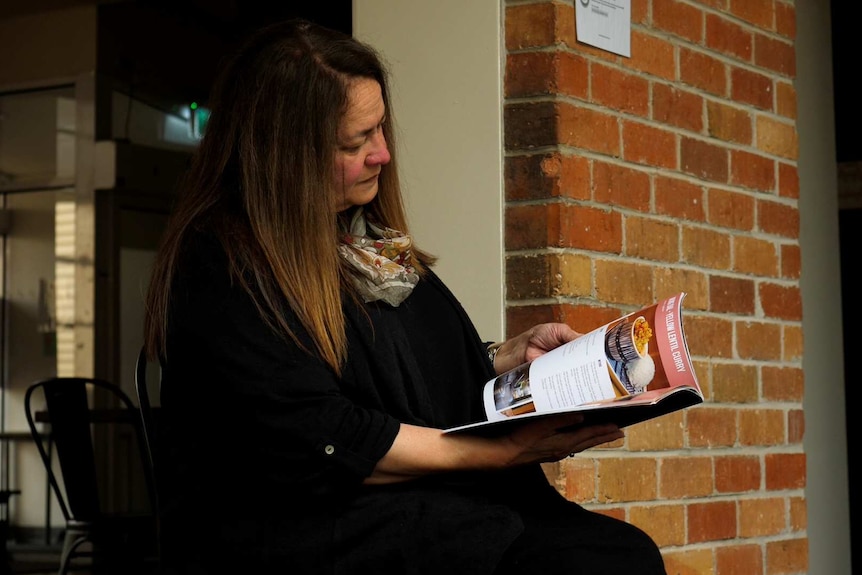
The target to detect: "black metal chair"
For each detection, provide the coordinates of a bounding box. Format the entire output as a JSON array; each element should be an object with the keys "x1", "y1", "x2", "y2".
[{"x1": 24, "y1": 377, "x2": 159, "y2": 575}]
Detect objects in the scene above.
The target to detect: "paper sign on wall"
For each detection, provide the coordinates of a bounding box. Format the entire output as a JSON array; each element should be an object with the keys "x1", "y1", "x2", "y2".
[{"x1": 575, "y1": 0, "x2": 631, "y2": 57}]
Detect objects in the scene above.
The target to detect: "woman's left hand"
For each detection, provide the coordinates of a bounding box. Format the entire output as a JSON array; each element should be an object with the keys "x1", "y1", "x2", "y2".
[{"x1": 491, "y1": 323, "x2": 582, "y2": 374}]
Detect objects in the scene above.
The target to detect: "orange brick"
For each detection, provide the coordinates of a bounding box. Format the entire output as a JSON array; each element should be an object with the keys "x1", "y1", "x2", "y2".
[
  {"x1": 777, "y1": 162, "x2": 799, "y2": 199},
  {"x1": 730, "y1": 150, "x2": 775, "y2": 192},
  {"x1": 716, "y1": 544, "x2": 764, "y2": 575},
  {"x1": 653, "y1": 0, "x2": 703, "y2": 42},
  {"x1": 765, "y1": 453, "x2": 806, "y2": 489},
  {"x1": 739, "y1": 409, "x2": 786, "y2": 446},
  {"x1": 681, "y1": 226, "x2": 731, "y2": 269},
  {"x1": 559, "y1": 102, "x2": 621, "y2": 155},
  {"x1": 662, "y1": 548, "x2": 714, "y2": 575},
  {"x1": 680, "y1": 47, "x2": 728, "y2": 96},
  {"x1": 782, "y1": 324, "x2": 803, "y2": 362},
  {"x1": 780, "y1": 244, "x2": 801, "y2": 279},
  {"x1": 688, "y1": 500, "x2": 737, "y2": 542},
  {"x1": 776, "y1": 81, "x2": 797, "y2": 119},
  {"x1": 712, "y1": 362, "x2": 758, "y2": 403},
  {"x1": 761, "y1": 366, "x2": 804, "y2": 402},
  {"x1": 708, "y1": 188, "x2": 755, "y2": 231},
  {"x1": 688, "y1": 406, "x2": 737, "y2": 447},
  {"x1": 506, "y1": 253, "x2": 591, "y2": 300},
  {"x1": 591, "y1": 62, "x2": 649, "y2": 117},
  {"x1": 622, "y1": 120, "x2": 677, "y2": 169},
  {"x1": 593, "y1": 160, "x2": 651, "y2": 210},
  {"x1": 737, "y1": 321, "x2": 782, "y2": 361},
  {"x1": 715, "y1": 455, "x2": 761, "y2": 493},
  {"x1": 760, "y1": 283, "x2": 802, "y2": 320},
  {"x1": 789, "y1": 496, "x2": 807, "y2": 531},
  {"x1": 653, "y1": 83, "x2": 704, "y2": 133},
  {"x1": 755, "y1": 115, "x2": 798, "y2": 160},
  {"x1": 625, "y1": 216, "x2": 679, "y2": 262},
  {"x1": 597, "y1": 457, "x2": 658, "y2": 502},
  {"x1": 504, "y1": 203, "x2": 622, "y2": 251},
  {"x1": 706, "y1": 13, "x2": 753, "y2": 62},
  {"x1": 505, "y1": 2, "x2": 573, "y2": 50},
  {"x1": 685, "y1": 314, "x2": 734, "y2": 359},
  {"x1": 681, "y1": 137, "x2": 729, "y2": 183},
  {"x1": 731, "y1": 66, "x2": 774, "y2": 111},
  {"x1": 563, "y1": 456, "x2": 597, "y2": 503},
  {"x1": 630, "y1": 504, "x2": 686, "y2": 546},
  {"x1": 655, "y1": 268, "x2": 709, "y2": 309},
  {"x1": 707, "y1": 100, "x2": 753, "y2": 145},
  {"x1": 733, "y1": 236, "x2": 779, "y2": 277},
  {"x1": 710, "y1": 275, "x2": 755, "y2": 314},
  {"x1": 594, "y1": 260, "x2": 654, "y2": 306},
  {"x1": 740, "y1": 497, "x2": 786, "y2": 537},
  {"x1": 563, "y1": 205, "x2": 624, "y2": 252},
  {"x1": 628, "y1": 29, "x2": 676, "y2": 80},
  {"x1": 757, "y1": 199, "x2": 799, "y2": 238},
  {"x1": 505, "y1": 153, "x2": 591, "y2": 201},
  {"x1": 505, "y1": 303, "x2": 622, "y2": 339},
  {"x1": 655, "y1": 175, "x2": 706, "y2": 222},
  {"x1": 660, "y1": 457, "x2": 714, "y2": 499},
  {"x1": 754, "y1": 33, "x2": 796, "y2": 77},
  {"x1": 729, "y1": 0, "x2": 774, "y2": 30},
  {"x1": 766, "y1": 537, "x2": 809, "y2": 573},
  {"x1": 788, "y1": 409, "x2": 805, "y2": 444},
  {"x1": 626, "y1": 410, "x2": 685, "y2": 451}
]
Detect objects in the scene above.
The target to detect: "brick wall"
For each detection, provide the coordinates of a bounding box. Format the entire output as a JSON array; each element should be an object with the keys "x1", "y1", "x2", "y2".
[{"x1": 503, "y1": 1, "x2": 805, "y2": 573}]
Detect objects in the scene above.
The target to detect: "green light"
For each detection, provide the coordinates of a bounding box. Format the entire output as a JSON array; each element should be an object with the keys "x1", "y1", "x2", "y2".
[{"x1": 190, "y1": 102, "x2": 198, "y2": 110}]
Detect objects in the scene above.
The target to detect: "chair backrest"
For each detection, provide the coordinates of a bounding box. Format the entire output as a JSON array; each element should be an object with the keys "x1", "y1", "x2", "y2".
[{"x1": 24, "y1": 377, "x2": 157, "y2": 524}]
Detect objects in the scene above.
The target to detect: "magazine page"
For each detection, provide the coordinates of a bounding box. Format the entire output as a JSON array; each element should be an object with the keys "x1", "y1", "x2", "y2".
[{"x1": 446, "y1": 292, "x2": 700, "y2": 434}]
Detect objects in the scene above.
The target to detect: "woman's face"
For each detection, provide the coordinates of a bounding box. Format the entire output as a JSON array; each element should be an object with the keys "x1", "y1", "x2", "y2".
[{"x1": 334, "y1": 78, "x2": 391, "y2": 211}]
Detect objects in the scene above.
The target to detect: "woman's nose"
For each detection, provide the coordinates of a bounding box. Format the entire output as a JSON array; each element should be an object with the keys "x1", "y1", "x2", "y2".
[{"x1": 366, "y1": 131, "x2": 391, "y2": 166}]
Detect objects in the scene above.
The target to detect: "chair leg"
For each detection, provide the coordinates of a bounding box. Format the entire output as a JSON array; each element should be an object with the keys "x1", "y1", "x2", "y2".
[{"x1": 58, "y1": 532, "x2": 90, "y2": 575}]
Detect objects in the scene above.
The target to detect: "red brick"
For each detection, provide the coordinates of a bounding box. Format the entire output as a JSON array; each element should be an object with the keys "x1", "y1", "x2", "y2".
[
  {"x1": 593, "y1": 160, "x2": 651, "y2": 210},
  {"x1": 559, "y1": 103, "x2": 621, "y2": 155},
  {"x1": 731, "y1": 66, "x2": 774, "y2": 111},
  {"x1": 653, "y1": 0, "x2": 703, "y2": 43},
  {"x1": 707, "y1": 100, "x2": 753, "y2": 145},
  {"x1": 505, "y1": 3, "x2": 574, "y2": 50},
  {"x1": 760, "y1": 283, "x2": 802, "y2": 320},
  {"x1": 731, "y1": 150, "x2": 775, "y2": 192},
  {"x1": 765, "y1": 453, "x2": 806, "y2": 489},
  {"x1": 653, "y1": 83, "x2": 704, "y2": 133},
  {"x1": 729, "y1": 0, "x2": 774, "y2": 29},
  {"x1": 783, "y1": 324, "x2": 803, "y2": 362},
  {"x1": 563, "y1": 205, "x2": 623, "y2": 252},
  {"x1": 762, "y1": 366, "x2": 804, "y2": 402},
  {"x1": 710, "y1": 275, "x2": 755, "y2": 314},
  {"x1": 778, "y1": 162, "x2": 799, "y2": 199},
  {"x1": 505, "y1": 153, "x2": 590, "y2": 201},
  {"x1": 776, "y1": 2, "x2": 797, "y2": 39},
  {"x1": 684, "y1": 314, "x2": 734, "y2": 359},
  {"x1": 688, "y1": 407, "x2": 737, "y2": 447},
  {"x1": 688, "y1": 501, "x2": 737, "y2": 542},
  {"x1": 717, "y1": 544, "x2": 764, "y2": 575},
  {"x1": 715, "y1": 455, "x2": 761, "y2": 493},
  {"x1": 757, "y1": 199, "x2": 799, "y2": 239},
  {"x1": 776, "y1": 80, "x2": 797, "y2": 119},
  {"x1": 706, "y1": 13, "x2": 753, "y2": 61},
  {"x1": 660, "y1": 457, "x2": 714, "y2": 499},
  {"x1": 504, "y1": 101, "x2": 557, "y2": 150},
  {"x1": 663, "y1": 549, "x2": 713, "y2": 575},
  {"x1": 680, "y1": 47, "x2": 728, "y2": 96},
  {"x1": 754, "y1": 33, "x2": 796, "y2": 77},
  {"x1": 655, "y1": 176, "x2": 706, "y2": 221},
  {"x1": 708, "y1": 188, "x2": 755, "y2": 231},
  {"x1": 622, "y1": 120, "x2": 677, "y2": 169},
  {"x1": 591, "y1": 63, "x2": 649, "y2": 117},
  {"x1": 681, "y1": 137, "x2": 729, "y2": 183},
  {"x1": 780, "y1": 243, "x2": 801, "y2": 279},
  {"x1": 628, "y1": 30, "x2": 675, "y2": 80},
  {"x1": 740, "y1": 497, "x2": 786, "y2": 537},
  {"x1": 739, "y1": 409, "x2": 785, "y2": 446},
  {"x1": 505, "y1": 51, "x2": 589, "y2": 99},
  {"x1": 630, "y1": 504, "x2": 686, "y2": 547},
  {"x1": 737, "y1": 321, "x2": 782, "y2": 361},
  {"x1": 788, "y1": 409, "x2": 805, "y2": 444}
]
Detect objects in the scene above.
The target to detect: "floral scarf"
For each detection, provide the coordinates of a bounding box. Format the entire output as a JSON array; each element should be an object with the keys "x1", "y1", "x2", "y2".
[{"x1": 338, "y1": 208, "x2": 419, "y2": 306}]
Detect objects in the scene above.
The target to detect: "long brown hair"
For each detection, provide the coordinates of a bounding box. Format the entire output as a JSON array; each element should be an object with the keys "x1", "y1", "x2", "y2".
[{"x1": 144, "y1": 19, "x2": 433, "y2": 375}]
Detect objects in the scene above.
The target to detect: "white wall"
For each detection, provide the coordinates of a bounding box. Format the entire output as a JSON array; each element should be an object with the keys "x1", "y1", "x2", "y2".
[
  {"x1": 353, "y1": 0, "x2": 505, "y2": 342},
  {"x1": 796, "y1": 0, "x2": 852, "y2": 573}
]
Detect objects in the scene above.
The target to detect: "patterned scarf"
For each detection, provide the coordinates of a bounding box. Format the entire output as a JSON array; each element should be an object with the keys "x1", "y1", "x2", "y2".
[{"x1": 338, "y1": 208, "x2": 419, "y2": 306}]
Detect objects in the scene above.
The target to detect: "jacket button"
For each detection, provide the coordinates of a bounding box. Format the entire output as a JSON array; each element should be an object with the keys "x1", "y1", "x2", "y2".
[{"x1": 324, "y1": 444, "x2": 335, "y2": 455}]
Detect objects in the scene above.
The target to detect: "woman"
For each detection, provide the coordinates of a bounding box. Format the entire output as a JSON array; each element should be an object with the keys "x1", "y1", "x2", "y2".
[{"x1": 143, "y1": 18, "x2": 667, "y2": 574}]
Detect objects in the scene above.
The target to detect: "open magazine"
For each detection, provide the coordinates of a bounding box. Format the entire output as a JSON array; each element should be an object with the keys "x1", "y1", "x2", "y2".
[{"x1": 446, "y1": 292, "x2": 702, "y2": 435}]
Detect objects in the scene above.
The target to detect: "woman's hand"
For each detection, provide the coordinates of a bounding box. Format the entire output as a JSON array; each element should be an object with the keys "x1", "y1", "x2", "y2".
[
  {"x1": 492, "y1": 323, "x2": 582, "y2": 374},
  {"x1": 498, "y1": 413, "x2": 623, "y2": 466}
]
